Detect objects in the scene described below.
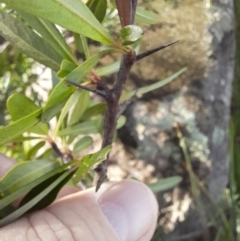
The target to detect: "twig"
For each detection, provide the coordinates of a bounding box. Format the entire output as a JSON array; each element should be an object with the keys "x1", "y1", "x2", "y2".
[
  {"x1": 66, "y1": 80, "x2": 109, "y2": 98},
  {"x1": 48, "y1": 139, "x2": 64, "y2": 159},
  {"x1": 47, "y1": 138, "x2": 73, "y2": 163},
  {"x1": 94, "y1": 52, "x2": 136, "y2": 191},
  {"x1": 131, "y1": 0, "x2": 138, "y2": 24},
  {"x1": 136, "y1": 40, "x2": 179, "y2": 61}
]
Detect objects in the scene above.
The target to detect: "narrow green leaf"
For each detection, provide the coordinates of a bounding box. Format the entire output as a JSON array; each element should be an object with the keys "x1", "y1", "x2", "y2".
[
  {"x1": 29, "y1": 122, "x2": 49, "y2": 136},
  {"x1": 80, "y1": 103, "x2": 106, "y2": 121},
  {"x1": 0, "y1": 205, "x2": 15, "y2": 220},
  {"x1": 7, "y1": 93, "x2": 39, "y2": 121},
  {"x1": 37, "y1": 148, "x2": 53, "y2": 159},
  {"x1": 116, "y1": 115, "x2": 126, "y2": 129},
  {"x1": 136, "y1": 68, "x2": 187, "y2": 96},
  {"x1": 0, "y1": 10, "x2": 61, "y2": 71},
  {"x1": 120, "y1": 67, "x2": 187, "y2": 102},
  {"x1": 44, "y1": 79, "x2": 76, "y2": 111},
  {"x1": 53, "y1": 91, "x2": 80, "y2": 138},
  {"x1": 73, "y1": 32, "x2": 84, "y2": 53},
  {"x1": 26, "y1": 141, "x2": 45, "y2": 160},
  {"x1": 0, "y1": 109, "x2": 42, "y2": 147},
  {"x1": 59, "y1": 119, "x2": 101, "y2": 136},
  {"x1": 66, "y1": 53, "x2": 102, "y2": 83},
  {"x1": 135, "y1": 8, "x2": 158, "y2": 25},
  {"x1": 7, "y1": 93, "x2": 48, "y2": 135},
  {"x1": 147, "y1": 176, "x2": 182, "y2": 192},
  {"x1": 2, "y1": 0, "x2": 115, "y2": 44},
  {"x1": 41, "y1": 100, "x2": 67, "y2": 123},
  {"x1": 44, "y1": 53, "x2": 102, "y2": 114},
  {"x1": 73, "y1": 136, "x2": 93, "y2": 153},
  {"x1": 68, "y1": 90, "x2": 90, "y2": 126},
  {"x1": 51, "y1": 70, "x2": 60, "y2": 88},
  {"x1": 19, "y1": 168, "x2": 77, "y2": 212},
  {"x1": 79, "y1": 34, "x2": 90, "y2": 59},
  {"x1": 121, "y1": 25, "x2": 143, "y2": 45},
  {"x1": 57, "y1": 59, "x2": 77, "y2": 78},
  {"x1": 73, "y1": 145, "x2": 111, "y2": 184},
  {"x1": 0, "y1": 159, "x2": 61, "y2": 196},
  {"x1": 12, "y1": 136, "x2": 43, "y2": 142},
  {"x1": 87, "y1": 0, "x2": 107, "y2": 23},
  {"x1": 95, "y1": 61, "x2": 120, "y2": 76},
  {"x1": 0, "y1": 169, "x2": 75, "y2": 227},
  {"x1": 73, "y1": 32, "x2": 91, "y2": 60},
  {"x1": 19, "y1": 12, "x2": 78, "y2": 64},
  {"x1": 0, "y1": 161, "x2": 74, "y2": 210}
]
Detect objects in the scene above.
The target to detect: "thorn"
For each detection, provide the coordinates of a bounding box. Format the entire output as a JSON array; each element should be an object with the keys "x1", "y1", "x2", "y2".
[
  {"x1": 66, "y1": 80, "x2": 108, "y2": 98},
  {"x1": 136, "y1": 40, "x2": 179, "y2": 61},
  {"x1": 94, "y1": 161, "x2": 108, "y2": 192},
  {"x1": 117, "y1": 90, "x2": 137, "y2": 119}
]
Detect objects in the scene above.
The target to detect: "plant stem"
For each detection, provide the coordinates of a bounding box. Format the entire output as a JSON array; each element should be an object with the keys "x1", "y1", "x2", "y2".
[
  {"x1": 131, "y1": 0, "x2": 138, "y2": 24},
  {"x1": 95, "y1": 52, "x2": 136, "y2": 191},
  {"x1": 66, "y1": 80, "x2": 109, "y2": 97}
]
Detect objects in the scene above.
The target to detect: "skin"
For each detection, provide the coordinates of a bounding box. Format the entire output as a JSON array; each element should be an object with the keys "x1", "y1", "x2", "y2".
[{"x1": 0, "y1": 153, "x2": 159, "y2": 241}]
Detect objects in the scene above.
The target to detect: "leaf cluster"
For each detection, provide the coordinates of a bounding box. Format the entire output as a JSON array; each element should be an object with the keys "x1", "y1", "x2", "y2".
[{"x1": 0, "y1": 0, "x2": 186, "y2": 226}]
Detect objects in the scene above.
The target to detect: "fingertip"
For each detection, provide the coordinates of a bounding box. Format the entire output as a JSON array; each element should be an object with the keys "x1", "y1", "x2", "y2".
[
  {"x1": 98, "y1": 179, "x2": 158, "y2": 241},
  {"x1": 56, "y1": 185, "x2": 80, "y2": 199},
  {"x1": 0, "y1": 153, "x2": 16, "y2": 177}
]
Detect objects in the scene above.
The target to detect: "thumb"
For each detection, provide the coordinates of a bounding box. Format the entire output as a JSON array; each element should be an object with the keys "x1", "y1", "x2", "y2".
[
  {"x1": 98, "y1": 179, "x2": 158, "y2": 241},
  {"x1": 1, "y1": 180, "x2": 158, "y2": 241}
]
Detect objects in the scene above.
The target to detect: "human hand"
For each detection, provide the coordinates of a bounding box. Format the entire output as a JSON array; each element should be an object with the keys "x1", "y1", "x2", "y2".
[{"x1": 0, "y1": 154, "x2": 158, "y2": 241}]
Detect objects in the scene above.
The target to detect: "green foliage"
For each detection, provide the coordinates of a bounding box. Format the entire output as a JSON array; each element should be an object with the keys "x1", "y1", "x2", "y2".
[
  {"x1": 7, "y1": 93, "x2": 40, "y2": 121},
  {"x1": 148, "y1": 176, "x2": 182, "y2": 192},
  {"x1": 87, "y1": 0, "x2": 107, "y2": 23},
  {"x1": 0, "y1": 168, "x2": 76, "y2": 227},
  {"x1": 19, "y1": 12, "x2": 78, "y2": 64},
  {"x1": 58, "y1": 119, "x2": 101, "y2": 136},
  {"x1": 0, "y1": 0, "x2": 184, "y2": 226},
  {"x1": 0, "y1": 144, "x2": 111, "y2": 226},
  {"x1": 0, "y1": 159, "x2": 61, "y2": 197},
  {"x1": 0, "y1": 10, "x2": 62, "y2": 71},
  {"x1": 66, "y1": 52, "x2": 103, "y2": 82},
  {"x1": 121, "y1": 25, "x2": 143, "y2": 45},
  {"x1": 135, "y1": 7, "x2": 158, "y2": 24},
  {"x1": 58, "y1": 59, "x2": 78, "y2": 78},
  {"x1": 73, "y1": 145, "x2": 111, "y2": 184},
  {"x1": 68, "y1": 90, "x2": 90, "y2": 126},
  {"x1": 7, "y1": 93, "x2": 48, "y2": 135},
  {"x1": 2, "y1": 0, "x2": 115, "y2": 44},
  {"x1": 120, "y1": 67, "x2": 187, "y2": 103},
  {"x1": 0, "y1": 109, "x2": 42, "y2": 147},
  {"x1": 18, "y1": 168, "x2": 76, "y2": 212},
  {"x1": 73, "y1": 136, "x2": 93, "y2": 153},
  {"x1": 53, "y1": 91, "x2": 82, "y2": 138}
]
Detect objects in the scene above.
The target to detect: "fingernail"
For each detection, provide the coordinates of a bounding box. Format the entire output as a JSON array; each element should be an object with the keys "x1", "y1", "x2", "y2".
[{"x1": 98, "y1": 179, "x2": 158, "y2": 241}]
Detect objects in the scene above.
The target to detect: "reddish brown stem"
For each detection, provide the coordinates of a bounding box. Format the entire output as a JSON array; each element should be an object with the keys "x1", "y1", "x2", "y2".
[
  {"x1": 94, "y1": 0, "x2": 139, "y2": 192},
  {"x1": 95, "y1": 52, "x2": 136, "y2": 191}
]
